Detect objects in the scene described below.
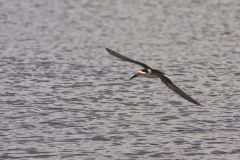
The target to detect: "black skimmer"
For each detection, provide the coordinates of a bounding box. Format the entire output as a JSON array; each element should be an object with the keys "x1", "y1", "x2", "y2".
[{"x1": 106, "y1": 48, "x2": 201, "y2": 105}]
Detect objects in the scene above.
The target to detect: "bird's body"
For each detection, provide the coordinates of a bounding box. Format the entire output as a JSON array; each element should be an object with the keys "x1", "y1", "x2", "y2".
[
  {"x1": 106, "y1": 48, "x2": 201, "y2": 106},
  {"x1": 138, "y1": 69, "x2": 159, "y2": 78}
]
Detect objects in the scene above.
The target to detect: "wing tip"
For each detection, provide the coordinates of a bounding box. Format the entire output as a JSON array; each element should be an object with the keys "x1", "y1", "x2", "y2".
[
  {"x1": 106, "y1": 48, "x2": 113, "y2": 53},
  {"x1": 105, "y1": 48, "x2": 117, "y2": 56},
  {"x1": 191, "y1": 99, "x2": 202, "y2": 106},
  {"x1": 195, "y1": 102, "x2": 202, "y2": 106},
  {"x1": 185, "y1": 97, "x2": 202, "y2": 106}
]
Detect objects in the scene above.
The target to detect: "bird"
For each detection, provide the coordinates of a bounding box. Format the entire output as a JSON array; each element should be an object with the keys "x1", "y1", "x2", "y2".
[{"x1": 106, "y1": 48, "x2": 201, "y2": 105}]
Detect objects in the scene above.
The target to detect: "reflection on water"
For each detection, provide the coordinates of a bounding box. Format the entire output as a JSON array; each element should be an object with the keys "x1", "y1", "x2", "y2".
[{"x1": 0, "y1": 0, "x2": 240, "y2": 159}]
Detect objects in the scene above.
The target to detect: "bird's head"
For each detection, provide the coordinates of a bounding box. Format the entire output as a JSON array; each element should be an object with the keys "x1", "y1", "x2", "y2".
[{"x1": 130, "y1": 69, "x2": 147, "y2": 80}]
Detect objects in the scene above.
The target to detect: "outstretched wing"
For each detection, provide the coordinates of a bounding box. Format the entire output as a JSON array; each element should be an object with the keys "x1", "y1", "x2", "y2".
[
  {"x1": 106, "y1": 48, "x2": 151, "y2": 69},
  {"x1": 159, "y1": 74, "x2": 201, "y2": 105}
]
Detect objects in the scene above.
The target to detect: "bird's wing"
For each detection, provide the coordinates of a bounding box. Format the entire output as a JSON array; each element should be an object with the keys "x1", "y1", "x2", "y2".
[
  {"x1": 159, "y1": 74, "x2": 201, "y2": 105},
  {"x1": 106, "y1": 48, "x2": 151, "y2": 69}
]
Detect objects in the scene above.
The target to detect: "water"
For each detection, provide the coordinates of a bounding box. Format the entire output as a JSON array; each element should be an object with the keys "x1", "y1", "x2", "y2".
[{"x1": 0, "y1": 0, "x2": 240, "y2": 159}]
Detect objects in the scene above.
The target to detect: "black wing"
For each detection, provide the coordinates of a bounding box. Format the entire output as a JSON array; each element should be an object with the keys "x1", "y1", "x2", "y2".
[
  {"x1": 159, "y1": 74, "x2": 201, "y2": 105},
  {"x1": 106, "y1": 48, "x2": 151, "y2": 69}
]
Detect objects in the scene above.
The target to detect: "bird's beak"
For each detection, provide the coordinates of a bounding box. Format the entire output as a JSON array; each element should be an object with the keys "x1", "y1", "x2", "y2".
[{"x1": 130, "y1": 71, "x2": 142, "y2": 80}]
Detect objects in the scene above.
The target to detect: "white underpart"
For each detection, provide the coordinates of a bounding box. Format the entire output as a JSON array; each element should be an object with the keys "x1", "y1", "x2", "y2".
[{"x1": 139, "y1": 69, "x2": 159, "y2": 78}]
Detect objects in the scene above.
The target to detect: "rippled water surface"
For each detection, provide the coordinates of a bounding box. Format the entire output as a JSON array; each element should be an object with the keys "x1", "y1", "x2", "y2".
[{"x1": 0, "y1": 0, "x2": 240, "y2": 159}]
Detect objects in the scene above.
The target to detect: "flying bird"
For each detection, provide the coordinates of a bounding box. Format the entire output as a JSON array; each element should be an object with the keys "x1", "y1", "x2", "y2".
[{"x1": 106, "y1": 48, "x2": 201, "y2": 105}]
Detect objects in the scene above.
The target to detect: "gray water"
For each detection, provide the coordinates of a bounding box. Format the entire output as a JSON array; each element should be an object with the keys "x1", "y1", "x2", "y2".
[{"x1": 0, "y1": 0, "x2": 240, "y2": 159}]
